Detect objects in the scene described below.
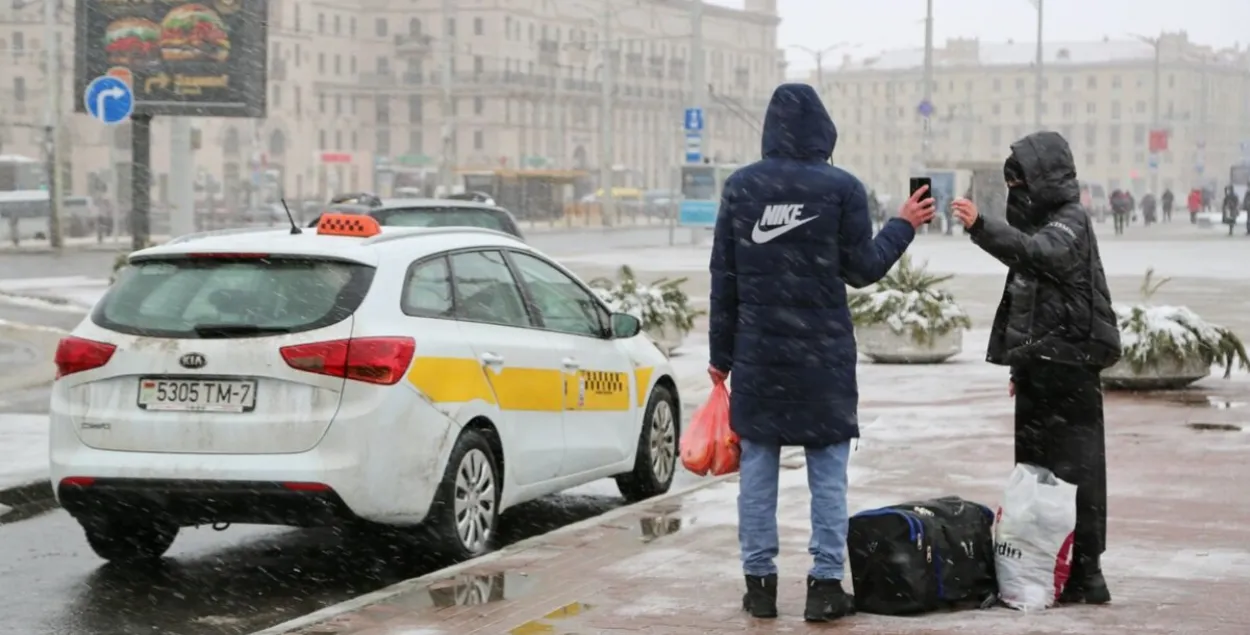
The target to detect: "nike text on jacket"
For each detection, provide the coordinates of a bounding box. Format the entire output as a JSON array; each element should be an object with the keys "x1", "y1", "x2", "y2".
[
  {"x1": 707, "y1": 82, "x2": 916, "y2": 447},
  {"x1": 969, "y1": 130, "x2": 1121, "y2": 370}
]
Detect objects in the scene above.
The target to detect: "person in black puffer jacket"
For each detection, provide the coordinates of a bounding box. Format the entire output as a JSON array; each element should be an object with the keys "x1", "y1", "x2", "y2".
[{"x1": 950, "y1": 130, "x2": 1120, "y2": 606}]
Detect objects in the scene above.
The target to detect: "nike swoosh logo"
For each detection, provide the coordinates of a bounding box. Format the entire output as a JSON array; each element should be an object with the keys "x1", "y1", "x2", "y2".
[{"x1": 751, "y1": 215, "x2": 818, "y2": 243}]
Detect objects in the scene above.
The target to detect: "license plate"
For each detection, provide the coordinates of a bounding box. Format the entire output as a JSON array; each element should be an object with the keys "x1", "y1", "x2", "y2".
[{"x1": 137, "y1": 378, "x2": 257, "y2": 412}]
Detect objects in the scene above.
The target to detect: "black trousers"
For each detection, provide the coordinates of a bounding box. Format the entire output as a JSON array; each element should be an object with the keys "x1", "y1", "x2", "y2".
[
  {"x1": 1112, "y1": 212, "x2": 1127, "y2": 234},
  {"x1": 1014, "y1": 362, "x2": 1107, "y2": 567}
]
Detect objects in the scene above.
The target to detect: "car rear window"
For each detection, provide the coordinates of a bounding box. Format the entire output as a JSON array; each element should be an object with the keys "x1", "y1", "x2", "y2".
[
  {"x1": 93, "y1": 256, "x2": 376, "y2": 338},
  {"x1": 375, "y1": 207, "x2": 514, "y2": 234}
]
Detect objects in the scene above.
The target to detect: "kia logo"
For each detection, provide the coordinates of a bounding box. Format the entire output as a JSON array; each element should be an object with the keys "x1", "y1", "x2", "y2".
[{"x1": 179, "y1": 353, "x2": 207, "y2": 369}]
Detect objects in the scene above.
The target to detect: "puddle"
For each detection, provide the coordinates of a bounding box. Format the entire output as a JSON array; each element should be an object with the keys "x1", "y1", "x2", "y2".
[
  {"x1": 508, "y1": 601, "x2": 592, "y2": 634},
  {"x1": 1187, "y1": 422, "x2": 1244, "y2": 432},
  {"x1": 1150, "y1": 392, "x2": 1247, "y2": 409},
  {"x1": 392, "y1": 571, "x2": 536, "y2": 610}
]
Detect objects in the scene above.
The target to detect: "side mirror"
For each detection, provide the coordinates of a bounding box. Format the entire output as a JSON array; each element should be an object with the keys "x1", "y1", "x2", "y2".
[{"x1": 610, "y1": 313, "x2": 641, "y2": 339}]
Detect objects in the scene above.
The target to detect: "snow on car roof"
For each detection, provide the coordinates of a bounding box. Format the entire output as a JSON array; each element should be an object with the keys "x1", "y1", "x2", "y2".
[{"x1": 132, "y1": 225, "x2": 526, "y2": 266}]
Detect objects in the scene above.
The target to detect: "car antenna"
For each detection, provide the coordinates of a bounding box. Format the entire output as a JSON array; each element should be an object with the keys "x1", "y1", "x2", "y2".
[{"x1": 280, "y1": 198, "x2": 302, "y2": 235}]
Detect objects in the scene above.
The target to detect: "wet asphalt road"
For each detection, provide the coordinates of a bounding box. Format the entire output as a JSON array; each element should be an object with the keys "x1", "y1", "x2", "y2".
[{"x1": 0, "y1": 380, "x2": 703, "y2": 635}]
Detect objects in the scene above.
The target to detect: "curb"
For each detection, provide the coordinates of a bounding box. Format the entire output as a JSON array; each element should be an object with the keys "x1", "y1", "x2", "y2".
[
  {"x1": 249, "y1": 448, "x2": 801, "y2": 635},
  {"x1": 0, "y1": 323, "x2": 64, "y2": 393},
  {"x1": 0, "y1": 479, "x2": 54, "y2": 509}
]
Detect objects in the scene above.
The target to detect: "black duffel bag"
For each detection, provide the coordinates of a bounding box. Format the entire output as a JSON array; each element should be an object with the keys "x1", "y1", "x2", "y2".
[{"x1": 848, "y1": 496, "x2": 997, "y2": 615}]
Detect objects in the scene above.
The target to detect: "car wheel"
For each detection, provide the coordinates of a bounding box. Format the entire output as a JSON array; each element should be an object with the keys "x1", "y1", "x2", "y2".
[
  {"x1": 615, "y1": 384, "x2": 679, "y2": 503},
  {"x1": 80, "y1": 517, "x2": 178, "y2": 563},
  {"x1": 426, "y1": 429, "x2": 501, "y2": 561}
]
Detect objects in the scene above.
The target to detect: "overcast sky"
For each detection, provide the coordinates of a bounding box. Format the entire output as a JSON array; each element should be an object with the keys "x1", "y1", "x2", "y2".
[{"x1": 708, "y1": 0, "x2": 1248, "y2": 72}]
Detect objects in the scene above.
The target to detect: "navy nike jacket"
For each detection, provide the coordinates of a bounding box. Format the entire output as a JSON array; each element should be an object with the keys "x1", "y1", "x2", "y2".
[{"x1": 708, "y1": 83, "x2": 916, "y2": 447}]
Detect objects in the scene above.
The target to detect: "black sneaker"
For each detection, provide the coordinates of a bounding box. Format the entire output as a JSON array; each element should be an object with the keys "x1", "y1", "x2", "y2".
[
  {"x1": 804, "y1": 576, "x2": 855, "y2": 622},
  {"x1": 1060, "y1": 571, "x2": 1111, "y2": 605},
  {"x1": 742, "y1": 574, "x2": 778, "y2": 618}
]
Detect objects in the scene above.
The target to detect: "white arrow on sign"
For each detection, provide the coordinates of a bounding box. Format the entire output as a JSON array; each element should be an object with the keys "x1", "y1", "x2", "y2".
[{"x1": 96, "y1": 86, "x2": 125, "y2": 121}]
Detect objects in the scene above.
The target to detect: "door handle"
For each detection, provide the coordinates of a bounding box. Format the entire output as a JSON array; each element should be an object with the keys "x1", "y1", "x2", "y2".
[
  {"x1": 561, "y1": 357, "x2": 580, "y2": 370},
  {"x1": 480, "y1": 352, "x2": 505, "y2": 366}
]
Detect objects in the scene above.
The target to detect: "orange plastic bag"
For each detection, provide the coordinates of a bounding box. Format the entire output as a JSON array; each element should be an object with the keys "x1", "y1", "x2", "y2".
[{"x1": 679, "y1": 382, "x2": 741, "y2": 476}]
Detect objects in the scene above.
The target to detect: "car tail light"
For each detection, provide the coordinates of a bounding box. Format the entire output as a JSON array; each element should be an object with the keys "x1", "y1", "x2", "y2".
[
  {"x1": 54, "y1": 337, "x2": 117, "y2": 379},
  {"x1": 282, "y1": 482, "x2": 331, "y2": 492},
  {"x1": 60, "y1": 476, "x2": 96, "y2": 487},
  {"x1": 280, "y1": 337, "x2": 415, "y2": 385}
]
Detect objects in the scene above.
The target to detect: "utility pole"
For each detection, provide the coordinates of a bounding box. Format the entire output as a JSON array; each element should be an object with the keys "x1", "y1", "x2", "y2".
[
  {"x1": 42, "y1": 0, "x2": 63, "y2": 248},
  {"x1": 598, "y1": 0, "x2": 616, "y2": 226},
  {"x1": 690, "y1": 0, "x2": 706, "y2": 144},
  {"x1": 439, "y1": 0, "x2": 456, "y2": 196},
  {"x1": 1034, "y1": 0, "x2": 1044, "y2": 130},
  {"x1": 920, "y1": 0, "x2": 933, "y2": 169}
]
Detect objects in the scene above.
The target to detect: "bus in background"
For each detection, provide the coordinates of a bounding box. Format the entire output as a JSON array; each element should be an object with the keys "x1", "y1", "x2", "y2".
[
  {"x1": 0, "y1": 190, "x2": 99, "y2": 244},
  {"x1": 0, "y1": 154, "x2": 43, "y2": 191}
]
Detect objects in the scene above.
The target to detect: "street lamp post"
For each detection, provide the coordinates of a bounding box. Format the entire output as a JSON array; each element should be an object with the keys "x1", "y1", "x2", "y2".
[
  {"x1": 788, "y1": 43, "x2": 857, "y2": 96},
  {"x1": 439, "y1": 0, "x2": 457, "y2": 197},
  {"x1": 1131, "y1": 33, "x2": 1163, "y2": 196},
  {"x1": 1029, "y1": 0, "x2": 1044, "y2": 130},
  {"x1": 599, "y1": 0, "x2": 616, "y2": 226}
]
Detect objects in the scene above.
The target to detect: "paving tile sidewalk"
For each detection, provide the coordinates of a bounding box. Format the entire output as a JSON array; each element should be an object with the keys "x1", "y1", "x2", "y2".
[{"x1": 257, "y1": 374, "x2": 1250, "y2": 635}]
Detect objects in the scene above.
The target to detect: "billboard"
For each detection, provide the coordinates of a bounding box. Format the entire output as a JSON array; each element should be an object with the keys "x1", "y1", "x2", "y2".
[{"x1": 74, "y1": 0, "x2": 267, "y2": 118}]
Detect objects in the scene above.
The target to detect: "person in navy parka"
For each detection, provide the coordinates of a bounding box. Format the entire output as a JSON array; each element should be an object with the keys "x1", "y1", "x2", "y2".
[{"x1": 707, "y1": 83, "x2": 935, "y2": 622}]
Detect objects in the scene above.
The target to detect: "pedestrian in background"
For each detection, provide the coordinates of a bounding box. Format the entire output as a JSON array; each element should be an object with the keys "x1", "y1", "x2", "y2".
[
  {"x1": 951, "y1": 130, "x2": 1120, "y2": 605},
  {"x1": 1110, "y1": 189, "x2": 1129, "y2": 235},
  {"x1": 1160, "y1": 188, "x2": 1174, "y2": 223},
  {"x1": 1187, "y1": 188, "x2": 1202, "y2": 223},
  {"x1": 707, "y1": 83, "x2": 935, "y2": 623},
  {"x1": 1222, "y1": 185, "x2": 1239, "y2": 236}
]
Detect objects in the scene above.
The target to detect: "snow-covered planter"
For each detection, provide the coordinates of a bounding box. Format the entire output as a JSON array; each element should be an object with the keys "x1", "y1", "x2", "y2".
[
  {"x1": 849, "y1": 255, "x2": 972, "y2": 364},
  {"x1": 591, "y1": 265, "x2": 702, "y2": 356},
  {"x1": 1103, "y1": 269, "x2": 1250, "y2": 390}
]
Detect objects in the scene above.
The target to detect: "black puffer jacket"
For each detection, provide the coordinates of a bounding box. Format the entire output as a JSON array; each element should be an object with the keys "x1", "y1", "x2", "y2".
[{"x1": 969, "y1": 131, "x2": 1121, "y2": 370}]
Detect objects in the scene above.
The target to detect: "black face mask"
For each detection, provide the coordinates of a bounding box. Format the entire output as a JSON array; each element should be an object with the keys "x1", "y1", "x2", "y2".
[{"x1": 1006, "y1": 186, "x2": 1033, "y2": 230}]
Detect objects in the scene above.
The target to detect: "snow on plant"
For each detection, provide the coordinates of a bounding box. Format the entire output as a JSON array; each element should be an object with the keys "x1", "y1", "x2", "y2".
[
  {"x1": 1115, "y1": 268, "x2": 1249, "y2": 377},
  {"x1": 590, "y1": 265, "x2": 702, "y2": 333},
  {"x1": 848, "y1": 254, "x2": 971, "y2": 345}
]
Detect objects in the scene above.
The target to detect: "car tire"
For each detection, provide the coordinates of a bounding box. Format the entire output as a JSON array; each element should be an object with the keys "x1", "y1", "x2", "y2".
[
  {"x1": 615, "y1": 384, "x2": 679, "y2": 503},
  {"x1": 80, "y1": 517, "x2": 178, "y2": 563},
  {"x1": 424, "y1": 429, "x2": 501, "y2": 561}
]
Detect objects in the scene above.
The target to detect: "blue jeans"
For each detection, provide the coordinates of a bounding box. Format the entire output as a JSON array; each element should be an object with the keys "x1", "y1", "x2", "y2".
[{"x1": 738, "y1": 438, "x2": 851, "y2": 580}]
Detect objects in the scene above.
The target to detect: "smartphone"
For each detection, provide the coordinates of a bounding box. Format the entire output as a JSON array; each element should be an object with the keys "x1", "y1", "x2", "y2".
[{"x1": 909, "y1": 177, "x2": 934, "y2": 223}]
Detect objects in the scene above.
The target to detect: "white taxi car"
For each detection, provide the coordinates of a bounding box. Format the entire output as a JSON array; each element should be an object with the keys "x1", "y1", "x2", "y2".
[{"x1": 50, "y1": 214, "x2": 680, "y2": 562}]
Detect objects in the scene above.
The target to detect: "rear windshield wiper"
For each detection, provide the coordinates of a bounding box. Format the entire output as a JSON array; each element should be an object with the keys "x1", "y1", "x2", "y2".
[{"x1": 192, "y1": 324, "x2": 295, "y2": 338}]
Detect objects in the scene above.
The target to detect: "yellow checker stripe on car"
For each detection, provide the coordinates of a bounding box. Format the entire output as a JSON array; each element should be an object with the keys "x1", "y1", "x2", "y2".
[
  {"x1": 406, "y1": 357, "x2": 564, "y2": 411},
  {"x1": 568, "y1": 369, "x2": 631, "y2": 411},
  {"x1": 633, "y1": 367, "x2": 654, "y2": 407}
]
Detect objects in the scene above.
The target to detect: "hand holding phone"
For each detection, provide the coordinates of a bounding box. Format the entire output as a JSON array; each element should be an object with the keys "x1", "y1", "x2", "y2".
[{"x1": 900, "y1": 178, "x2": 937, "y2": 228}]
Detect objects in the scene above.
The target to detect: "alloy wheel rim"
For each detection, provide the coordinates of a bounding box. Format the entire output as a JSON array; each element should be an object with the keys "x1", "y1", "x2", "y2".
[
  {"x1": 649, "y1": 400, "x2": 676, "y2": 483},
  {"x1": 453, "y1": 448, "x2": 496, "y2": 553}
]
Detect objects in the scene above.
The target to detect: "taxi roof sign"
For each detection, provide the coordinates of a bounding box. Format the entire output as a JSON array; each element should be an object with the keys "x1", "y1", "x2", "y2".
[{"x1": 317, "y1": 213, "x2": 381, "y2": 237}]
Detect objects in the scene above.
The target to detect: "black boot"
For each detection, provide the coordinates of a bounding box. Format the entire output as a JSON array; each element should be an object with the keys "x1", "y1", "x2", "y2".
[
  {"x1": 803, "y1": 576, "x2": 855, "y2": 622},
  {"x1": 1060, "y1": 558, "x2": 1111, "y2": 605},
  {"x1": 742, "y1": 574, "x2": 778, "y2": 618}
]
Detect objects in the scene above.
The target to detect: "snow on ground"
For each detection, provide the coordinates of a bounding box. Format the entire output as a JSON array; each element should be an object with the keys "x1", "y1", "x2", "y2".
[
  {"x1": 0, "y1": 414, "x2": 48, "y2": 493},
  {"x1": 558, "y1": 235, "x2": 1250, "y2": 280},
  {"x1": 0, "y1": 276, "x2": 109, "y2": 312}
]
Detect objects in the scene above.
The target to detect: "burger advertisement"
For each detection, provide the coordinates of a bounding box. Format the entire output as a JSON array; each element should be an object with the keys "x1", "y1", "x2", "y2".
[{"x1": 75, "y1": 0, "x2": 266, "y2": 118}]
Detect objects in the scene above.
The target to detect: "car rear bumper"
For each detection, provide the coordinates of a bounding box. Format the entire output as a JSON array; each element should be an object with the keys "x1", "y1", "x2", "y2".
[{"x1": 57, "y1": 478, "x2": 354, "y2": 527}]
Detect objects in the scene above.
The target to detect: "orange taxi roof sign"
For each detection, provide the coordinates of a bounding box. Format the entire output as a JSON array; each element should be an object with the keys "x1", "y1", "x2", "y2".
[{"x1": 317, "y1": 213, "x2": 381, "y2": 237}]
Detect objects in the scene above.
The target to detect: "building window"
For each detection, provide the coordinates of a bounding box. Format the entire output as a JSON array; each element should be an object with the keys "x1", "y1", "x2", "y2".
[
  {"x1": 375, "y1": 18, "x2": 388, "y2": 37},
  {"x1": 992, "y1": 78, "x2": 1000, "y2": 91},
  {"x1": 1111, "y1": 75, "x2": 1121, "y2": 88},
  {"x1": 377, "y1": 129, "x2": 391, "y2": 156},
  {"x1": 334, "y1": 15, "x2": 341, "y2": 35},
  {"x1": 319, "y1": 129, "x2": 327, "y2": 148},
  {"x1": 336, "y1": 95, "x2": 343, "y2": 115},
  {"x1": 350, "y1": 56, "x2": 357, "y2": 73},
  {"x1": 991, "y1": 104, "x2": 1001, "y2": 116},
  {"x1": 474, "y1": 56, "x2": 484, "y2": 74},
  {"x1": 1134, "y1": 125, "x2": 1146, "y2": 144},
  {"x1": 474, "y1": 130, "x2": 484, "y2": 150},
  {"x1": 1109, "y1": 152, "x2": 1120, "y2": 165},
  {"x1": 334, "y1": 55, "x2": 341, "y2": 74},
  {"x1": 335, "y1": 130, "x2": 342, "y2": 149},
  {"x1": 1086, "y1": 76, "x2": 1096, "y2": 89},
  {"x1": 1062, "y1": 76, "x2": 1073, "y2": 90},
  {"x1": 409, "y1": 96, "x2": 423, "y2": 122},
  {"x1": 318, "y1": 13, "x2": 324, "y2": 33},
  {"x1": 474, "y1": 17, "x2": 484, "y2": 35},
  {"x1": 377, "y1": 57, "x2": 390, "y2": 74},
  {"x1": 13, "y1": 32, "x2": 24, "y2": 51},
  {"x1": 473, "y1": 97, "x2": 484, "y2": 115},
  {"x1": 376, "y1": 97, "x2": 390, "y2": 124},
  {"x1": 1086, "y1": 102, "x2": 1096, "y2": 115},
  {"x1": 318, "y1": 93, "x2": 326, "y2": 113},
  {"x1": 1135, "y1": 101, "x2": 1146, "y2": 114},
  {"x1": 271, "y1": 84, "x2": 280, "y2": 107},
  {"x1": 1015, "y1": 77, "x2": 1024, "y2": 91},
  {"x1": 1109, "y1": 125, "x2": 1121, "y2": 145},
  {"x1": 1110, "y1": 102, "x2": 1121, "y2": 119},
  {"x1": 1062, "y1": 102, "x2": 1073, "y2": 117},
  {"x1": 350, "y1": 17, "x2": 356, "y2": 36},
  {"x1": 1084, "y1": 124, "x2": 1096, "y2": 146},
  {"x1": 447, "y1": 17, "x2": 456, "y2": 36},
  {"x1": 408, "y1": 130, "x2": 422, "y2": 153},
  {"x1": 318, "y1": 52, "x2": 325, "y2": 73},
  {"x1": 13, "y1": 77, "x2": 26, "y2": 101}
]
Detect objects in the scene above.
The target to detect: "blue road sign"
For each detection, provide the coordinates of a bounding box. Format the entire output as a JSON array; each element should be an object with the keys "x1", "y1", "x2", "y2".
[
  {"x1": 917, "y1": 99, "x2": 934, "y2": 118},
  {"x1": 684, "y1": 132, "x2": 702, "y2": 163},
  {"x1": 1148, "y1": 154, "x2": 1159, "y2": 170},
  {"x1": 684, "y1": 107, "x2": 704, "y2": 131},
  {"x1": 84, "y1": 76, "x2": 134, "y2": 125}
]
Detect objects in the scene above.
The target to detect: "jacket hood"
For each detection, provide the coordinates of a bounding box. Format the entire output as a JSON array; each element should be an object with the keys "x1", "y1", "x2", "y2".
[
  {"x1": 1009, "y1": 131, "x2": 1080, "y2": 208},
  {"x1": 761, "y1": 83, "x2": 837, "y2": 161}
]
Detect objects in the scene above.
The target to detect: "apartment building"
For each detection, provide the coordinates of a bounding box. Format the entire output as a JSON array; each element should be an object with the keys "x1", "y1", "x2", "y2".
[
  {"x1": 1, "y1": 0, "x2": 784, "y2": 208},
  {"x1": 814, "y1": 32, "x2": 1250, "y2": 200}
]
